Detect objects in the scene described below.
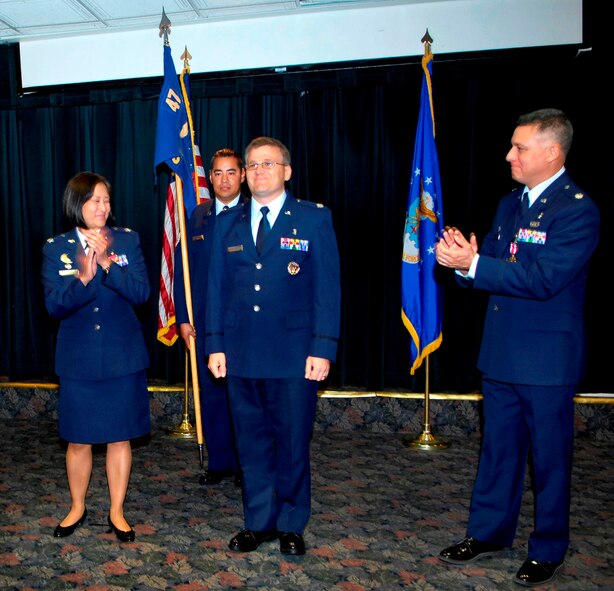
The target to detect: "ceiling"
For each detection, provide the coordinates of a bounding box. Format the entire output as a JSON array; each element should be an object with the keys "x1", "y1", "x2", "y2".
[{"x1": 0, "y1": 0, "x2": 398, "y2": 44}]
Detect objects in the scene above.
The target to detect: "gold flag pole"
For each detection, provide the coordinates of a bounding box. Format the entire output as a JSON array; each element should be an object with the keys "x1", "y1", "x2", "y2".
[
  {"x1": 402, "y1": 30, "x2": 449, "y2": 451},
  {"x1": 175, "y1": 174, "x2": 205, "y2": 463},
  {"x1": 403, "y1": 357, "x2": 449, "y2": 449},
  {"x1": 167, "y1": 349, "x2": 196, "y2": 438}
]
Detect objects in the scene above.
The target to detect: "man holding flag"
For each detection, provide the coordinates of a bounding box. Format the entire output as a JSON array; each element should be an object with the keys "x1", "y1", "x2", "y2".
[{"x1": 174, "y1": 148, "x2": 247, "y2": 487}]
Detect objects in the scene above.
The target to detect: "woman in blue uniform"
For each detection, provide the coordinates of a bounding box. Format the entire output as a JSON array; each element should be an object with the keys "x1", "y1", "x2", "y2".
[{"x1": 42, "y1": 172, "x2": 151, "y2": 542}]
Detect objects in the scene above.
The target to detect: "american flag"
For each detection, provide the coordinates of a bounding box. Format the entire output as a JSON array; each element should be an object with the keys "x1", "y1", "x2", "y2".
[{"x1": 157, "y1": 145, "x2": 210, "y2": 346}]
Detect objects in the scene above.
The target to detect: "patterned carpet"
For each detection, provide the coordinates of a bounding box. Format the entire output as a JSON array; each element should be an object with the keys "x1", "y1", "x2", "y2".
[{"x1": 1, "y1": 390, "x2": 613, "y2": 590}]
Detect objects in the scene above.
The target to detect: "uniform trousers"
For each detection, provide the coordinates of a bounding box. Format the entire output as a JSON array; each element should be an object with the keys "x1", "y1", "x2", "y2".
[
  {"x1": 226, "y1": 376, "x2": 318, "y2": 534},
  {"x1": 467, "y1": 378, "x2": 575, "y2": 562},
  {"x1": 196, "y1": 349, "x2": 238, "y2": 473}
]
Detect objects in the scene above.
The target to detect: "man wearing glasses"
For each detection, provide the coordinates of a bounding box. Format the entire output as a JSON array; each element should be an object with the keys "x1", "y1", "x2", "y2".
[{"x1": 206, "y1": 136, "x2": 341, "y2": 556}]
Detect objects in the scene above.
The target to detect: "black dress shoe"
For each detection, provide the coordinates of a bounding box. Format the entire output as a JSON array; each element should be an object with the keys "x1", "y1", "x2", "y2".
[
  {"x1": 107, "y1": 516, "x2": 135, "y2": 542},
  {"x1": 228, "y1": 529, "x2": 278, "y2": 552},
  {"x1": 514, "y1": 559, "x2": 564, "y2": 586},
  {"x1": 199, "y1": 469, "x2": 235, "y2": 485},
  {"x1": 53, "y1": 509, "x2": 87, "y2": 538},
  {"x1": 234, "y1": 472, "x2": 242, "y2": 487},
  {"x1": 279, "y1": 532, "x2": 305, "y2": 555},
  {"x1": 439, "y1": 536, "x2": 504, "y2": 564}
]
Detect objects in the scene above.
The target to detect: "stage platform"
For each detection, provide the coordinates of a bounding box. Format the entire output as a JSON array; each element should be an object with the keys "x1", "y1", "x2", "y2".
[{"x1": 2, "y1": 381, "x2": 613, "y2": 441}]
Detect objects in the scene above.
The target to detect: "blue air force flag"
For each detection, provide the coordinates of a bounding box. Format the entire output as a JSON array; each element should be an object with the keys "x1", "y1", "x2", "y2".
[{"x1": 401, "y1": 52, "x2": 444, "y2": 375}]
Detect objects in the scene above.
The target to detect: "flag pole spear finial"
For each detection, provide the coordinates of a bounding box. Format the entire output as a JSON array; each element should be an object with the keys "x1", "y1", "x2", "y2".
[
  {"x1": 421, "y1": 28, "x2": 433, "y2": 56},
  {"x1": 159, "y1": 8, "x2": 172, "y2": 45},
  {"x1": 180, "y1": 46, "x2": 192, "y2": 69}
]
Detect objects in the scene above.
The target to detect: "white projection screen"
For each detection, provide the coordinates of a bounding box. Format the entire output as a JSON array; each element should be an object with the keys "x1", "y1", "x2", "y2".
[{"x1": 18, "y1": 0, "x2": 583, "y2": 89}]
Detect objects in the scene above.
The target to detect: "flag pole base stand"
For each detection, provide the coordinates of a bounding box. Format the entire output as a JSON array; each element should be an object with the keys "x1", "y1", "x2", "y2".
[
  {"x1": 402, "y1": 425, "x2": 449, "y2": 450},
  {"x1": 167, "y1": 415, "x2": 196, "y2": 439}
]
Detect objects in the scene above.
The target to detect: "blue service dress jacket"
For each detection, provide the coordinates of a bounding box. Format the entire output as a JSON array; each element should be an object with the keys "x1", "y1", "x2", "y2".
[
  {"x1": 204, "y1": 193, "x2": 341, "y2": 378},
  {"x1": 462, "y1": 171, "x2": 600, "y2": 386},
  {"x1": 42, "y1": 226, "x2": 151, "y2": 380}
]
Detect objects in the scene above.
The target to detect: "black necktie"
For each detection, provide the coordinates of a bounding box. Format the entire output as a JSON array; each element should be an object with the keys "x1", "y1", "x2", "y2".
[
  {"x1": 223, "y1": 205, "x2": 229, "y2": 211},
  {"x1": 256, "y1": 206, "x2": 270, "y2": 254},
  {"x1": 520, "y1": 191, "x2": 529, "y2": 215}
]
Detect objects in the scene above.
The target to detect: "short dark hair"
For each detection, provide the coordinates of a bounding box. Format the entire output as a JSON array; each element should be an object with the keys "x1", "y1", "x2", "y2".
[
  {"x1": 62, "y1": 171, "x2": 111, "y2": 228},
  {"x1": 517, "y1": 108, "x2": 573, "y2": 156},
  {"x1": 245, "y1": 136, "x2": 291, "y2": 165},
  {"x1": 210, "y1": 148, "x2": 243, "y2": 169}
]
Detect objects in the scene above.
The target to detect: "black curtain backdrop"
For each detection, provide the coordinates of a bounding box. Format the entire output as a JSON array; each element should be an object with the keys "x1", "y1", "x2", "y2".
[{"x1": 1, "y1": 27, "x2": 611, "y2": 393}]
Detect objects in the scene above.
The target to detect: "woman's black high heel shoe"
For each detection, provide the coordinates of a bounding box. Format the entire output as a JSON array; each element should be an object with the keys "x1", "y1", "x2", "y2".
[
  {"x1": 53, "y1": 509, "x2": 87, "y2": 537},
  {"x1": 107, "y1": 515, "x2": 135, "y2": 542}
]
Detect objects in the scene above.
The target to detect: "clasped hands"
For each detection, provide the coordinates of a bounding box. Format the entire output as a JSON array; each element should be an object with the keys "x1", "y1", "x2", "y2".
[
  {"x1": 435, "y1": 226, "x2": 479, "y2": 274},
  {"x1": 78, "y1": 229, "x2": 113, "y2": 284}
]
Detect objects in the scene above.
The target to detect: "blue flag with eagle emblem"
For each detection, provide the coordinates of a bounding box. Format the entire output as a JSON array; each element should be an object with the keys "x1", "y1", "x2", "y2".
[{"x1": 401, "y1": 51, "x2": 444, "y2": 375}]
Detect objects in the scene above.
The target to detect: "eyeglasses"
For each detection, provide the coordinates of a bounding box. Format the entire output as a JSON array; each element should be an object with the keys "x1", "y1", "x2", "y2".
[{"x1": 245, "y1": 160, "x2": 287, "y2": 171}]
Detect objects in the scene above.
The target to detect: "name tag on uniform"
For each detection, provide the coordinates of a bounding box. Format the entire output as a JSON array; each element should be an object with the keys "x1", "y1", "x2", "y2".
[
  {"x1": 227, "y1": 244, "x2": 243, "y2": 253},
  {"x1": 192, "y1": 234, "x2": 204, "y2": 241},
  {"x1": 59, "y1": 269, "x2": 79, "y2": 276},
  {"x1": 281, "y1": 237, "x2": 309, "y2": 251},
  {"x1": 517, "y1": 228, "x2": 547, "y2": 244}
]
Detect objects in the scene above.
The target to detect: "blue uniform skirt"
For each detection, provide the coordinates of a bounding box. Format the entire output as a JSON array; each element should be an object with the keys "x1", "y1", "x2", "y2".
[{"x1": 59, "y1": 371, "x2": 151, "y2": 444}]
